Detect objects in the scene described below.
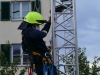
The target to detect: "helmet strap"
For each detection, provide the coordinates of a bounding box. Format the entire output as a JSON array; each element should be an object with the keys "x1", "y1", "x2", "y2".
[{"x1": 32, "y1": 25, "x2": 36, "y2": 28}]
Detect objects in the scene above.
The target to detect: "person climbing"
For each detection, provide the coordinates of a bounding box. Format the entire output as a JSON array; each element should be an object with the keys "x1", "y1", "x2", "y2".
[{"x1": 18, "y1": 11, "x2": 58, "y2": 75}]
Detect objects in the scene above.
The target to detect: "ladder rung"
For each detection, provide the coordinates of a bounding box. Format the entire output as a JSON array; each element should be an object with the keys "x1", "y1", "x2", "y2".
[
  {"x1": 60, "y1": 0, "x2": 72, "y2": 2},
  {"x1": 55, "y1": 46, "x2": 75, "y2": 49},
  {"x1": 57, "y1": 64, "x2": 76, "y2": 66},
  {"x1": 54, "y1": 29, "x2": 74, "y2": 31},
  {"x1": 55, "y1": 12, "x2": 73, "y2": 14}
]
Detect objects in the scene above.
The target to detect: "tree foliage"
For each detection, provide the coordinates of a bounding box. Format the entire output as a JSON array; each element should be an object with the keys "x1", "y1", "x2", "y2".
[
  {"x1": 61, "y1": 47, "x2": 100, "y2": 75},
  {"x1": 90, "y1": 56, "x2": 100, "y2": 75},
  {"x1": 78, "y1": 48, "x2": 90, "y2": 75},
  {"x1": 0, "y1": 43, "x2": 28, "y2": 75},
  {"x1": 79, "y1": 48, "x2": 100, "y2": 75}
]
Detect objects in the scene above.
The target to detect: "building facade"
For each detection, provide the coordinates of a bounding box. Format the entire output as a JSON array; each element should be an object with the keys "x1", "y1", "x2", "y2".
[{"x1": 0, "y1": 0, "x2": 51, "y2": 75}]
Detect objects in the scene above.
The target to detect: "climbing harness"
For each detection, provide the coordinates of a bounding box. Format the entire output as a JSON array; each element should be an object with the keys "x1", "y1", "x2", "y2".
[{"x1": 22, "y1": 33, "x2": 54, "y2": 75}]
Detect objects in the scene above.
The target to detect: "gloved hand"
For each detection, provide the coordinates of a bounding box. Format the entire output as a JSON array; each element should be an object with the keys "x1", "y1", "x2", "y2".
[
  {"x1": 47, "y1": 16, "x2": 51, "y2": 23},
  {"x1": 45, "y1": 52, "x2": 51, "y2": 58},
  {"x1": 47, "y1": 46, "x2": 51, "y2": 52},
  {"x1": 44, "y1": 52, "x2": 52, "y2": 64}
]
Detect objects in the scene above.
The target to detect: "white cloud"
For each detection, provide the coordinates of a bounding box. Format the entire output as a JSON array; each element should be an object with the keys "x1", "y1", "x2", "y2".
[
  {"x1": 76, "y1": 0, "x2": 100, "y2": 63},
  {"x1": 78, "y1": 17, "x2": 100, "y2": 42},
  {"x1": 86, "y1": 18, "x2": 100, "y2": 30}
]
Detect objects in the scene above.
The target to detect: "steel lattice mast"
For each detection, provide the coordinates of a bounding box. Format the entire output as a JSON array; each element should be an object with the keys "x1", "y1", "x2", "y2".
[{"x1": 51, "y1": 0, "x2": 79, "y2": 75}]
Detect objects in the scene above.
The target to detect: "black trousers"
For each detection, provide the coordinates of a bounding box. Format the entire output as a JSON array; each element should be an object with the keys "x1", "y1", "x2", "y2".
[{"x1": 31, "y1": 55, "x2": 58, "y2": 75}]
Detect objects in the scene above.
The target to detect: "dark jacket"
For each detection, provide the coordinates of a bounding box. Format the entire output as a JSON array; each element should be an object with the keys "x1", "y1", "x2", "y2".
[{"x1": 22, "y1": 22, "x2": 51, "y2": 54}]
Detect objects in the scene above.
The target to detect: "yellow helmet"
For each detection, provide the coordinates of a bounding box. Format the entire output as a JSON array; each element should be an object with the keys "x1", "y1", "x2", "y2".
[
  {"x1": 18, "y1": 11, "x2": 45, "y2": 30},
  {"x1": 24, "y1": 11, "x2": 44, "y2": 25}
]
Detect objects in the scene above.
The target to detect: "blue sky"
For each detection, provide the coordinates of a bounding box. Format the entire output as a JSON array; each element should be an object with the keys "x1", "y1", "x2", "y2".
[{"x1": 76, "y1": 0, "x2": 100, "y2": 63}]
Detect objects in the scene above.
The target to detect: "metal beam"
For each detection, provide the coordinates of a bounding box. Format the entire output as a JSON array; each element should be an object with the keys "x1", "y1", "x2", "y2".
[{"x1": 51, "y1": 0, "x2": 79, "y2": 75}]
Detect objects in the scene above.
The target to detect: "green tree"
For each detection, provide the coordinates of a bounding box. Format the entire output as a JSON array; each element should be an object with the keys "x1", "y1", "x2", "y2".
[
  {"x1": 79, "y1": 48, "x2": 100, "y2": 75},
  {"x1": 62, "y1": 47, "x2": 100, "y2": 75},
  {"x1": 61, "y1": 48, "x2": 90, "y2": 75},
  {"x1": 78, "y1": 48, "x2": 90, "y2": 75},
  {"x1": 0, "y1": 43, "x2": 28, "y2": 75},
  {"x1": 90, "y1": 56, "x2": 100, "y2": 75}
]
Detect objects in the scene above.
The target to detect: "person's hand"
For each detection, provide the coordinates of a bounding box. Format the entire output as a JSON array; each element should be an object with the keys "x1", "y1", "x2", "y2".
[
  {"x1": 47, "y1": 16, "x2": 56, "y2": 23},
  {"x1": 47, "y1": 16, "x2": 51, "y2": 23},
  {"x1": 44, "y1": 52, "x2": 52, "y2": 64},
  {"x1": 47, "y1": 46, "x2": 51, "y2": 52},
  {"x1": 45, "y1": 52, "x2": 52, "y2": 59}
]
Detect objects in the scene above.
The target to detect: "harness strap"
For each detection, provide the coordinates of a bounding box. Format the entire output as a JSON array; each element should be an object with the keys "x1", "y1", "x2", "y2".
[
  {"x1": 32, "y1": 51, "x2": 52, "y2": 64},
  {"x1": 33, "y1": 52, "x2": 41, "y2": 56}
]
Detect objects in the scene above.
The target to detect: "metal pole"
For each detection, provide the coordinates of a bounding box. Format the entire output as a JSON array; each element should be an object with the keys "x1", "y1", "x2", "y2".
[
  {"x1": 73, "y1": 0, "x2": 79, "y2": 75},
  {"x1": 51, "y1": 0, "x2": 57, "y2": 65}
]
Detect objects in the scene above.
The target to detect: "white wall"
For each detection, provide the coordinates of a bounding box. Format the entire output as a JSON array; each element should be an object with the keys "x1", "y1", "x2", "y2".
[{"x1": 40, "y1": 0, "x2": 51, "y2": 46}]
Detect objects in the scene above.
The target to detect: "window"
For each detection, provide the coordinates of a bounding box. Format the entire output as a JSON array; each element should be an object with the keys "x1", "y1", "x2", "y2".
[
  {"x1": 11, "y1": 44, "x2": 29, "y2": 66},
  {"x1": 11, "y1": 2, "x2": 30, "y2": 20},
  {"x1": 1, "y1": 1, "x2": 41, "y2": 21}
]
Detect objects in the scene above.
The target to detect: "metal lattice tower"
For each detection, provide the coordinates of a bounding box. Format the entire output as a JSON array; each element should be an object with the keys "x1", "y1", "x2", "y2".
[{"x1": 51, "y1": 0, "x2": 79, "y2": 75}]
